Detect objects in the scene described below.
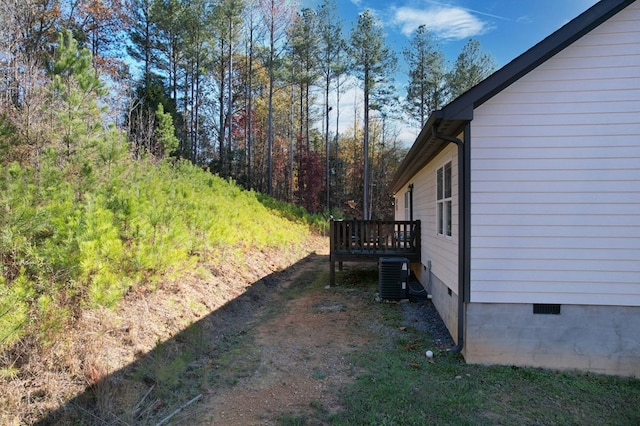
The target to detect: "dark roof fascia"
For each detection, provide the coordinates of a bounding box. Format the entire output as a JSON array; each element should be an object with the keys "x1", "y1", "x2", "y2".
[
  {"x1": 390, "y1": 0, "x2": 634, "y2": 193},
  {"x1": 391, "y1": 0, "x2": 634, "y2": 193},
  {"x1": 389, "y1": 114, "x2": 440, "y2": 194},
  {"x1": 440, "y1": 0, "x2": 635, "y2": 120},
  {"x1": 389, "y1": 112, "x2": 468, "y2": 194}
]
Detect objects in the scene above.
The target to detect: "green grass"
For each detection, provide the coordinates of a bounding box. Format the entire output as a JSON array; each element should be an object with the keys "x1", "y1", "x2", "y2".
[
  {"x1": 279, "y1": 414, "x2": 310, "y2": 426},
  {"x1": 0, "y1": 157, "x2": 322, "y2": 351},
  {"x1": 256, "y1": 192, "x2": 329, "y2": 234},
  {"x1": 325, "y1": 272, "x2": 640, "y2": 426}
]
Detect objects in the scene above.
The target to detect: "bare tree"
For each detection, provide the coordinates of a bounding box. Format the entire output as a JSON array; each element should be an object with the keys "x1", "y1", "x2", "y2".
[{"x1": 258, "y1": 0, "x2": 294, "y2": 195}]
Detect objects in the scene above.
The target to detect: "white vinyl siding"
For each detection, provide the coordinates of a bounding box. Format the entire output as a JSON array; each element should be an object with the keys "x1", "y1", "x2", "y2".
[
  {"x1": 469, "y1": 3, "x2": 640, "y2": 306},
  {"x1": 407, "y1": 144, "x2": 459, "y2": 293}
]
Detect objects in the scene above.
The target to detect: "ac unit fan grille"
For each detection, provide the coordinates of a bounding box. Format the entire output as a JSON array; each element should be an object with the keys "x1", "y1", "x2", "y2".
[{"x1": 378, "y1": 257, "x2": 409, "y2": 300}]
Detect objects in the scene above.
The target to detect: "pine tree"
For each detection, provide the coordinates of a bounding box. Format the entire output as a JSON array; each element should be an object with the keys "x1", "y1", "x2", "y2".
[
  {"x1": 288, "y1": 8, "x2": 320, "y2": 151},
  {"x1": 404, "y1": 25, "x2": 446, "y2": 127},
  {"x1": 48, "y1": 30, "x2": 126, "y2": 195},
  {"x1": 349, "y1": 9, "x2": 396, "y2": 219},
  {"x1": 316, "y1": 0, "x2": 346, "y2": 212},
  {"x1": 49, "y1": 29, "x2": 106, "y2": 163},
  {"x1": 447, "y1": 39, "x2": 496, "y2": 99},
  {"x1": 155, "y1": 103, "x2": 179, "y2": 157},
  {"x1": 258, "y1": 0, "x2": 293, "y2": 196},
  {"x1": 128, "y1": 0, "x2": 156, "y2": 80},
  {"x1": 212, "y1": 0, "x2": 245, "y2": 174}
]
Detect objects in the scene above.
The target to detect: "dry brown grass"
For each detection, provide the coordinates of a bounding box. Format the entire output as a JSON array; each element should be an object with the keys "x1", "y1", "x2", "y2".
[{"x1": 0, "y1": 236, "x2": 326, "y2": 425}]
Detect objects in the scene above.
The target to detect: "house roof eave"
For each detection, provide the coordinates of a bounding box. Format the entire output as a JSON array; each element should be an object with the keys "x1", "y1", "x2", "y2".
[
  {"x1": 440, "y1": 0, "x2": 635, "y2": 118},
  {"x1": 390, "y1": 0, "x2": 634, "y2": 194},
  {"x1": 390, "y1": 113, "x2": 468, "y2": 194}
]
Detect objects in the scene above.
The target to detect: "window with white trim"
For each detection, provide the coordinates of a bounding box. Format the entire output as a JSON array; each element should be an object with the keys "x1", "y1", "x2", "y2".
[{"x1": 437, "y1": 162, "x2": 452, "y2": 237}]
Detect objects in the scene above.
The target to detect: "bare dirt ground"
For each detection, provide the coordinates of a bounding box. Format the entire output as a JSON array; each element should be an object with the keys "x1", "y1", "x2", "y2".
[
  {"x1": 10, "y1": 237, "x2": 451, "y2": 425},
  {"x1": 187, "y1": 246, "x2": 372, "y2": 425},
  {"x1": 177, "y1": 245, "x2": 452, "y2": 425}
]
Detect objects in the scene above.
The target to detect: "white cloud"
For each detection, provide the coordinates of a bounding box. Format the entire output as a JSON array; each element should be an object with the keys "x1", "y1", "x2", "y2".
[{"x1": 393, "y1": 6, "x2": 489, "y2": 40}]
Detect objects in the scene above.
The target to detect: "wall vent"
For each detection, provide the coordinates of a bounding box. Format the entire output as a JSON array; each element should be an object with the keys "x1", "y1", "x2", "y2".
[{"x1": 533, "y1": 304, "x2": 561, "y2": 315}]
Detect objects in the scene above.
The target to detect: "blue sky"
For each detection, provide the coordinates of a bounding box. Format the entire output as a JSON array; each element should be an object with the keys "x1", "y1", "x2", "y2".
[
  {"x1": 299, "y1": 0, "x2": 600, "y2": 144},
  {"x1": 301, "y1": 0, "x2": 599, "y2": 69}
]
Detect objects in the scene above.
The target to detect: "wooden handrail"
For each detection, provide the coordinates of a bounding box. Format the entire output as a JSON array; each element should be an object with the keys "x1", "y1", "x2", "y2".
[
  {"x1": 329, "y1": 219, "x2": 421, "y2": 286},
  {"x1": 330, "y1": 219, "x2": 420, "y2": 254}
]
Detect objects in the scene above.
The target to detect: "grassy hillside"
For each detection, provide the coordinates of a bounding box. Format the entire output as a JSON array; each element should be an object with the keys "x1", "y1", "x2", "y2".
[
  {"x1": 0, "y1": 31, "x2": 327, "y2": 423},
  {"x1": 0, "y1": 155, "x2": 324, "y2": 365}
]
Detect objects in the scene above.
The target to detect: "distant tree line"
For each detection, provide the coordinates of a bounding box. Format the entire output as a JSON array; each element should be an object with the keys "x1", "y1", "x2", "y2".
[{"x1": 0, "y1": 0, "x2": 495, "y2": 219}]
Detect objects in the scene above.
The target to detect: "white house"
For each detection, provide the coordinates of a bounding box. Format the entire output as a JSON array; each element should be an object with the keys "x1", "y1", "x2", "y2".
[{"x1": 390, "y1": 0, "x2": 640, "y2": 376}]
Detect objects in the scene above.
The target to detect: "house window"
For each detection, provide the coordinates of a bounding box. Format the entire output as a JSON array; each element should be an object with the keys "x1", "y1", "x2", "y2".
[
  {"x1": 404, "y1": 190, "x2": 410, "y2": 220},
  {"x1": 437, "y1": 162, "x2": 452, "y2": 237}
]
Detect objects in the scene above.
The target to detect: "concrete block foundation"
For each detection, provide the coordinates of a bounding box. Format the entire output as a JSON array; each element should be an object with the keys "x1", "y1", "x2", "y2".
[{"x1": 463, "y1": 303, "x2": 640, "y2": 377}]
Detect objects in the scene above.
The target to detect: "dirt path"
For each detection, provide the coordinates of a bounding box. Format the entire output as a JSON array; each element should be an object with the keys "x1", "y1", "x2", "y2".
[
  {"x1": 182, "y1": 247, "x2": 382, "y2": 425},
  {"x1": 19, "y1": 239, "x2": 451, "y2": 425}
]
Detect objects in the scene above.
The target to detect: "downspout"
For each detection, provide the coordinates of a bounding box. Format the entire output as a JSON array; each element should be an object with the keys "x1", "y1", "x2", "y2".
[{"x1": 432, "y1": 124, "x2": 469, "y2": 353}]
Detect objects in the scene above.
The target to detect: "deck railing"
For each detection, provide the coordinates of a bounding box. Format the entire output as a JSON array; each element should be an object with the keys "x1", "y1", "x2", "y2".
[{"x1": 329, "y1": 219, "x2": 421, "y2": 285}]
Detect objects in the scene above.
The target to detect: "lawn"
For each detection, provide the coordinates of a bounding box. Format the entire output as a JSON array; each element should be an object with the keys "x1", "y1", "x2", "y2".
[{"x1": 324, "y1": 267, "x2": 640, "y2": 426}]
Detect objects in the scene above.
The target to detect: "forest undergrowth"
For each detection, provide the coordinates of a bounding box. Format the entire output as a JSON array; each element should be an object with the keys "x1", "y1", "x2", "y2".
[
  {"x1": 0, "y1": 154, "x2": 326, "y2": 424},
  {"x1": 0, "y1": 27, "x2": 330, "y2": 424}
]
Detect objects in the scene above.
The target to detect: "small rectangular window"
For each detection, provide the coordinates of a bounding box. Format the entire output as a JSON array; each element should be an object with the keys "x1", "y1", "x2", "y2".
[
  {"x1": 445, "y1": 200, "x2": 452, "y2": 236},
  {"x1": 437, "y1": 162, "x2": 452, "y2": 237}
]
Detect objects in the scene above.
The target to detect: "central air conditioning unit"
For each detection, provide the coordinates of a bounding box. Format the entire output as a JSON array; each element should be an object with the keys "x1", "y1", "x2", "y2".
[{"x1": 378, "y1": 257, "x2": 409, "y2": 300}]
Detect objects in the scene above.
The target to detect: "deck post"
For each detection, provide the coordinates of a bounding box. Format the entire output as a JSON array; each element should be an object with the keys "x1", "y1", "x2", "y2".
[
  {"x1": 330, "y1": 260, "x2": 335, "y2": 286},
  {"x1": 329, "y1": 220, "x2": 336, "y2": 286}
]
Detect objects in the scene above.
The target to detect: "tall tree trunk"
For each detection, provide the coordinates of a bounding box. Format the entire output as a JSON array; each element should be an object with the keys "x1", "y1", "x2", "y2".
[
  {"x1": 218, "y1": 38, "x2": 226, "y2": 175},
  {"x1": 194, "y1": 51, "x2": 201, "y2": 163},
  {"x1": 247, "y1": 22, "x2": 254, "y2": 189},
  {"x1": 267, "y1": 13, "x2": 275, "y2": 196},
  {"x1": 227, "y1": 17, "x2": 234, "y2": 175},
  {"x1": 363, "y1": 68, "x2": 370, "y2": 220},
  {"x1": 305, "y1": 79, "x2": 310, "y2": 152},
  {"x1": 325, "y1": 74, "x2": 330, "y2": 212},
  {"x1": 289, "y1": 63, "x2": 295, "y2": 203}
]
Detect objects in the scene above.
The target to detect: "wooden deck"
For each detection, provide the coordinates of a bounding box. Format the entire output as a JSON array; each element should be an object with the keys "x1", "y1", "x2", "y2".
[{"x1": 329, "y1": 219, "x2": 421, "y2": 285}]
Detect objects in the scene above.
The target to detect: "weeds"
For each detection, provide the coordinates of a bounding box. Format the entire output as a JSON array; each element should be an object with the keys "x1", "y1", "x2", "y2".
[
  {"x1": 0, "y1": 156, "x2": 324, "y2": 424},
  {"x1": 279, "y1": 414, "x2": 309, "y2": 425},
  {"x1": 0, "y1": 158, "x2": 315, "y2": 351}
]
